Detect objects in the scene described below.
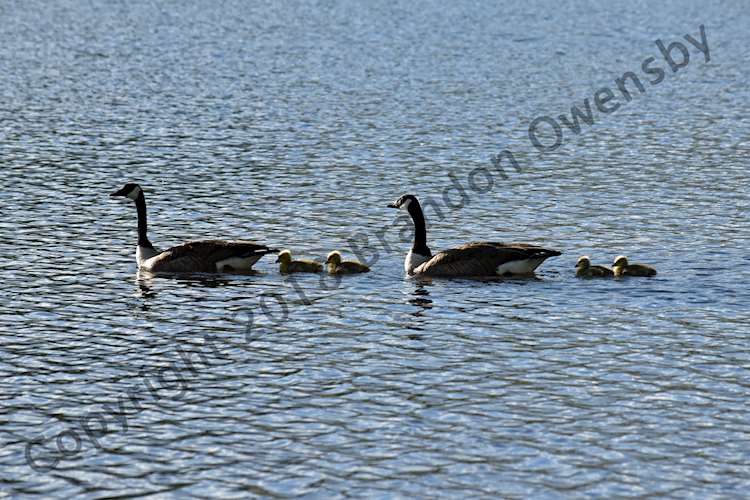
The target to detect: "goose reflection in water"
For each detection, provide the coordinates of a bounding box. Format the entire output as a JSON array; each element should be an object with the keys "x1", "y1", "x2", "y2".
[
  {"x1": 408, "y1": 286, "x2": 433, "y2": 310},
  {"x1": 134, "y1": 270, "x2": 242, "y2": 302}
]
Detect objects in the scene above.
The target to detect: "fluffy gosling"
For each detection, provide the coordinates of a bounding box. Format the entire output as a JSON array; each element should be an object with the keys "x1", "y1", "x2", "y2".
[
  {"x1": 612, "y1": 255, "x2": 657, "y2": 277},
  {"x1": 575, "y1": 255, "x2": 614, "y2": 278},
  {"x1": 276, "y1": 250, "x2": 323, "y2": 274},
  {"x1": 326, "y1": 251, "x2": 370, "y2": 274}
]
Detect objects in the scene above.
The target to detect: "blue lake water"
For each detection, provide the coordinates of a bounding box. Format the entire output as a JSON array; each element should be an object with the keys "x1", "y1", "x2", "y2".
[{"x1": 2, "y1": 0, "x2": 749, "y2": 497}]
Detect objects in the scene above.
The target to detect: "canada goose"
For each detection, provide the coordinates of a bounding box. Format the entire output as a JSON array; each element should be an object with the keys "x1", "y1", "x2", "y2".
[
  {"x1": 612, "y1": 255, "x2": 657, "y2": 277},
  {"x1": 276, "y1": 250, "x2": 323, "y2": 273},
  {"x1": 326, "y1": 251, "x2": 370, "y2": 274},
  {"x1": 388, "y1": 194, "x2": 560, "y2": 277},
  {"x1": 575, "y1": 255, "x2": 614, "y2": 278},
  {"x1": 110, "y1": 183, "x2": 276, "y2": 273}
]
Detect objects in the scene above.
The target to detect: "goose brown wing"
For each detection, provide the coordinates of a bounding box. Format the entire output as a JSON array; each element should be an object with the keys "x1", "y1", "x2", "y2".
[
  {"x1": 147, "y1": 240, "x2": 276, "y2": 272},
  {"x1": 413, "y1": 242, "x2": 560, "y2": 277}
]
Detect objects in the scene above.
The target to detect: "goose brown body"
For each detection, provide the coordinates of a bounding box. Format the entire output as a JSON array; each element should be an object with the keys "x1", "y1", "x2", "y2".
[
  {"x1": 414, "y1": 242, "x2": 560, "y2": 277},
  {"x1": 143, "y1": 240, "x2": 274, "y2": 273}
]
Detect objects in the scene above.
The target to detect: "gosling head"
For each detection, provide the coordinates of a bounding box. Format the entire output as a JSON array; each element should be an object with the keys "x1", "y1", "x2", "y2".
[
  {"x1": 326, "y1": 251, "x2": 342, "y2": 266},
  {"x1": 613, "y1": 255, "x2": 629, "y2": 267},
  {"x1": 276, "y1": 250, "x2": 292, "y2": 264},
  {"x1": 110, "y1": 183, "x2": 143, "y2": 201},
  {"x1": 576, "y1": 255, "x2": 591, "y2": 269},
  {"x1": 387, "y1": 194, "x2": 418, "y2": 212}
]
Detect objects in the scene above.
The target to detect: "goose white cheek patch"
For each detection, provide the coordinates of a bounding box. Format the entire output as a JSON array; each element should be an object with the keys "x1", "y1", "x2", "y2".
[
  {"x1": 126, "y1": 186, "x2": 142, "y2": 200},
  {"x1": 399, "y1": 199, "x2": 411, "y2": 211}
]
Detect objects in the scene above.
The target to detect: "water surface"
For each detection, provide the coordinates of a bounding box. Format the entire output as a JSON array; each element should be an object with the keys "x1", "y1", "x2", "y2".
[{"x1": 2, "y1": 0, "x2": 750, "y2": 497}]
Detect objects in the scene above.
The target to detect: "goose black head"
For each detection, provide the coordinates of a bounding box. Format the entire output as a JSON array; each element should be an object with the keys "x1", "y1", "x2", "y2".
[
  {"x1": 387, "y1": 194, "x2": 419, "y2": 212},
  {"x1": 111, "y1": 183, "x2": 143, "y2": 200}
]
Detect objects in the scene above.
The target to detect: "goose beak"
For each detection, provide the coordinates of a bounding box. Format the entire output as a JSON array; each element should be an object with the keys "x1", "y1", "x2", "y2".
[
  {"x1": 110, "y1": 188, "x2": 127, "y2": 197},
  {"x1": 387, "y1": 202, "x2": 398, "y2": 208}
]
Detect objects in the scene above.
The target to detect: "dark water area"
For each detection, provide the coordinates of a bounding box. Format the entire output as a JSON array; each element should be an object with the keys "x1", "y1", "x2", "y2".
[{"x1": 2, "y1": 0, "x2": 749, "y2": 497}]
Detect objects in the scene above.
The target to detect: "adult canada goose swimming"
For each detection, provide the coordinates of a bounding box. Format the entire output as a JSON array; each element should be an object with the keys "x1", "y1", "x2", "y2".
[
  {"x1": 325, "y1": 251, "x2": 370, "y2": 274},
  {"x1": 276, "y1": 250, "x2": 323, "y2": 273},
  {"x1": 110, "y1": 183, "x2": 277, "y2": 273},
  {"x1": 388, "y1": 194, "x2": 560, "y2": 277},
  {"x1": 612, "y1": 255, "x2": 657, "y2": 277},
  {"x1": 575, "y1": 255, "x2": 614, "y2": 278}
]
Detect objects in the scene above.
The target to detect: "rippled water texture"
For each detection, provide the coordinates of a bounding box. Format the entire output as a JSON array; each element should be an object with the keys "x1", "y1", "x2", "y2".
[{"x1": 2, "y1": 0, "x2": 750, "y2": 497}]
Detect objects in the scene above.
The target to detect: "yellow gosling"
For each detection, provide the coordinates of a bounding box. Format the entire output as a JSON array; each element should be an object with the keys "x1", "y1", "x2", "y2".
[
  {"x1": 276, "y1": 250, "x2": 323, "y2": 274},
  {"x1": 326, "y1": 251, "x2": 370, "y2": 275},
  {"x1": 612, "y1": 255, "x2": 657, "y2": 277},
  {"x1": 575, "y1": 255, "x2": 614, "y2": 278}
]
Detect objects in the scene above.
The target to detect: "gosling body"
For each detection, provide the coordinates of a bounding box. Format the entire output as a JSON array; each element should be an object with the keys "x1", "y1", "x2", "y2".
[
  {"x1": 326, "y1": 251, "x2": 370, "y2": 274},
  {"x1": 612, "y1": 255, "x2": 657, "y2": 277},
  {"x1": 276, "y1": 250, "x2": 323, "y2": 274},
  {"x1": 575, "y1": 256, "x2": 614, "y2": 278}
]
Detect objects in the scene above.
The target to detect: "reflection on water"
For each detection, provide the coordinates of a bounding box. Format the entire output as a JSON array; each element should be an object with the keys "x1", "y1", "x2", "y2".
[
  {"x1": 2, "y1": 0, "x2": 750, "y2": 497},
  {"x1": 408, "y1": 286, "x2": 433, "y2": 311}
]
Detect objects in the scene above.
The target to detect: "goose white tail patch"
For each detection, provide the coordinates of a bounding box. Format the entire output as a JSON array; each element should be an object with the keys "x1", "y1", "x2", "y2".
[
  {"x1": 215, "y1": 256, "x2": 261, "y2": 272},
  {"x1": 496, "y1": 258, "x2": 545, "y2": 276},
  {"x1": 126, "y1": 185, "x2": 142, "y2": 200}
]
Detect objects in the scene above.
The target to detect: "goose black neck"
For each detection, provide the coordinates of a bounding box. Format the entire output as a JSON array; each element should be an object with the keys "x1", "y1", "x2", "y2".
[
  {"x1": 134, "y1": 192, "x2": 153, "y2": 248},
  {"x1": 408, "y1": 200, "x2": 431, "y2": 256}
]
